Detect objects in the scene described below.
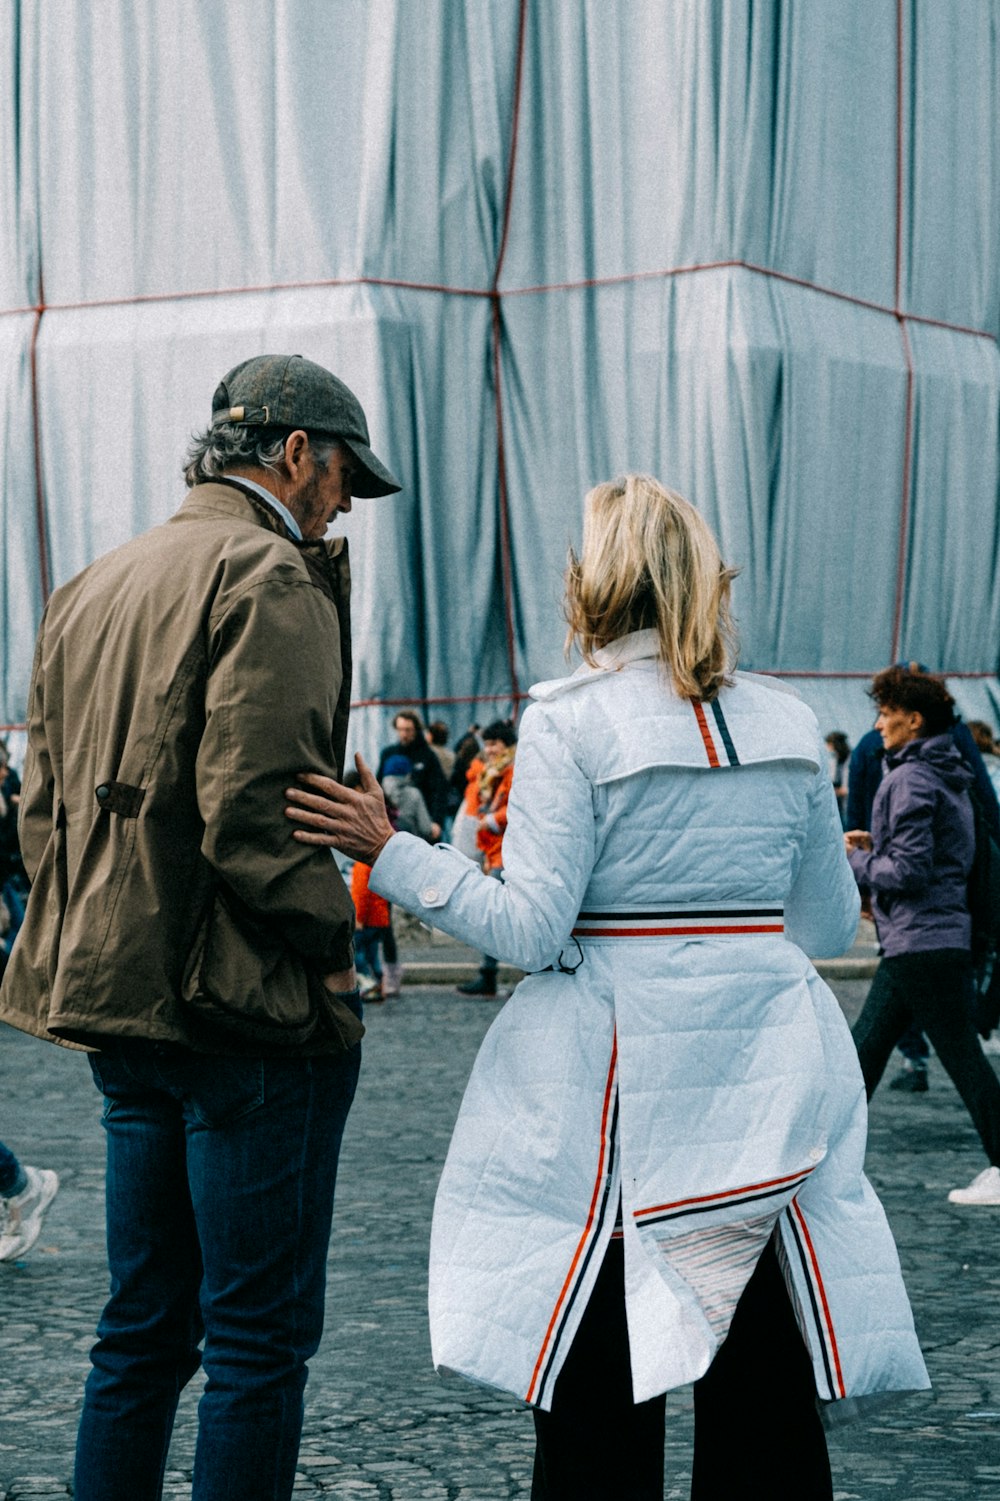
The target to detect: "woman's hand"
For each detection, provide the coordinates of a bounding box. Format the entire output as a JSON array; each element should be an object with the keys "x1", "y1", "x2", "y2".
[
  {"x1": 844, "y1": 829, "x2": 873, "y2": 853},
  {"x1": 285, "y1": 755, "x2": 395, "y2": 866}
]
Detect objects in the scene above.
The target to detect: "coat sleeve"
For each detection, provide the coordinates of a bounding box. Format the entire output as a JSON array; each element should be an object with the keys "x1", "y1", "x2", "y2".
[
  {"x1": 196, "y1": 576, "x2": 355, "y2": 972},
  {"x1": 848, "y1": 770, "x2": 936, "y2": 896},
  {"x1": 17, "y1": 611, "x2": 55, "y2": 884},
  {"x1": 369, "y1": 703, "x2": 595, "y2": 972},
  {"x1": 784, "y1": 758, "x2": 861, "y2": 958}
]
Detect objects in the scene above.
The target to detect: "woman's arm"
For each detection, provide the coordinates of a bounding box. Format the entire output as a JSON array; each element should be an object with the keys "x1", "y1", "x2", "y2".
[
  {"x1": 287, "y1": 705, "x2": 597, "y2": 973},
  {"x1": 784, "y1": 761, "x2": 861, "y2": 958},
  {"x1": 847, "y1": 773, "x2": 936, "y2": 895}
]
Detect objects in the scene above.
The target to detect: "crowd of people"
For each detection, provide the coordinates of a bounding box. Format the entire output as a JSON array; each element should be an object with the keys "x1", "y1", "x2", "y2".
[
  {"x1": 338, "y1": 709, "x2": 520, "y2": 1001},
  {"x1": 0, "y1": 352, "x2": 997, "y2": 1498}
]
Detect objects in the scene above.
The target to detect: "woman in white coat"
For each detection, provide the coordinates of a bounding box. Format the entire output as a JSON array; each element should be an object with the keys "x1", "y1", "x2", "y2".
[{"x1": 286, "y1": 477, "x2": 927, "y2": 1499}]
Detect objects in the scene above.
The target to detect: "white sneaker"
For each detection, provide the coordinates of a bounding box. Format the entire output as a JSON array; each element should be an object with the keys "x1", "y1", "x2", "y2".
[
  {"x1": 357, "y1": 973, "x2": 381, "y2": 999},
  {"x1": 947, "y1": 1165, "x2": 1000, "y2": 1206},
  {"x1": 381, "y1": 962, "x2": 403, "y2": 998},
  {"x1": 0, "y1": 1166, "x2": 60, "y2": 1260}
]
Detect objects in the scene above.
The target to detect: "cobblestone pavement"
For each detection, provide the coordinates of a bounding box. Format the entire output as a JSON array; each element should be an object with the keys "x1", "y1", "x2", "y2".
[{"x1": 2, "y1": 977, "x2": 1000, "y2": 1499}]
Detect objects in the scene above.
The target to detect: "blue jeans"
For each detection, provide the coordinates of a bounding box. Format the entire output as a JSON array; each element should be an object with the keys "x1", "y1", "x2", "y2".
[
  {"x1": 354, "y1": 926, "x2": 384, "y2": 980},
  {"x1": 0, "y1": 1137, "x2": 22, "y2": 1195},
  {"x1": 74, "y1": 1013, "x2": 362, "y2": 1501}
]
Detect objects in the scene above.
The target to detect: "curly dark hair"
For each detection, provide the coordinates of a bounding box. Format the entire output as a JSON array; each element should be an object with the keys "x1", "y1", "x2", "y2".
[
  {"x1": 481, "y1": 719, "x2": 517, "y2": 746},
  {"x1": 867, "y1": 667, "x2": 956, "y2": 736}
]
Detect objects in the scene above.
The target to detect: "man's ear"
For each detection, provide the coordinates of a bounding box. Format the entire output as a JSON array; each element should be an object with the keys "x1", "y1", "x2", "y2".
[{"x1": 283, "y1": 429, "x2": 310, "y2": 477}]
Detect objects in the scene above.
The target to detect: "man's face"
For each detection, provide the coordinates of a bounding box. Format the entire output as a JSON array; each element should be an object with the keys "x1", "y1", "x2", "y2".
[
  {"x1": 483, "y1": 738, "x2": 505, "y2": 762},
  {"x1": 875, "y1": 703, "x2": 924, "y2": 752},
  {"x1": 394, "y1": 717, "x2": 418, "y2": 746},
  {"x1": 292, "y1": 443, "x2": 357, "y2": 541}
]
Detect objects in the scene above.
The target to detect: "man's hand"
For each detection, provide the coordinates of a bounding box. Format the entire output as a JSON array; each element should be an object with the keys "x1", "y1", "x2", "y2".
[
  {"x1": 844, "y1": 830, "x2": 873, "y2": 853},
  {"x1": 322, "y1": 966, "x2": 358, "y2": 993},
  {"x1": 285, "y1": 755, "x2": 395, "y2": 866}
]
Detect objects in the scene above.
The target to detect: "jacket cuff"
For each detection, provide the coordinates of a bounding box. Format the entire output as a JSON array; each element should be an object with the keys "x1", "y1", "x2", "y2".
[{"x1": 371, "y1": 832, "x2": 468, "y2": 910}]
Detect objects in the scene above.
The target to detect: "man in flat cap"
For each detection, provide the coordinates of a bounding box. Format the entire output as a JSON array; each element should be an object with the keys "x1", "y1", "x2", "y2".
[{"x1": 0, "y1": 355, "x2": 401, "y2": 1501}]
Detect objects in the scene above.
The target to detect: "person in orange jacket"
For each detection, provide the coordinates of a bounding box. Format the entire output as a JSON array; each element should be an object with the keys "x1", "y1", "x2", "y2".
[
  {"x1": 349, "y1": 858, "x2": 392, "y2": 1001},
  {"x1": 456, "y1": 721, "x2": 517, "y2": 996}
]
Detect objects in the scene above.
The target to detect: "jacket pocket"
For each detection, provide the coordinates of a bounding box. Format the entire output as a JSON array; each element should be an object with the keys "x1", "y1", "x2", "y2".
[{"x1": 181, "y1": 888, "x2": 322, "y2": 1049}]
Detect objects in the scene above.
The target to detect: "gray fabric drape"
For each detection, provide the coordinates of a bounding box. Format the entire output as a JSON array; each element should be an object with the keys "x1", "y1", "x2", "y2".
[{"x1": 0, "y1": 0, "x2": 997, "y2": 765}]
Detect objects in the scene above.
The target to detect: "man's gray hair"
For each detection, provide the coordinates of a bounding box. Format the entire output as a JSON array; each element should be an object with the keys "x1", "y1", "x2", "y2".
[{"x1": 183, "y1": 424, "x2": 341, "y2": 488}]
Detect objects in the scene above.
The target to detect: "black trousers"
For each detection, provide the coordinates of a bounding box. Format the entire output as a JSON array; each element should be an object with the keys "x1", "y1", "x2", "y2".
[
  {"x1": 852, "y1": 949, "x2": 1000, "y2": 1165},
  {"x1": 531, "y1": 1237, "x2": 832, "y2": 1501}
]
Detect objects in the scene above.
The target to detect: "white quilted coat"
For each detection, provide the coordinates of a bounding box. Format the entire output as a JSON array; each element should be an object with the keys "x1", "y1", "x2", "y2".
[{"x1": 370, "y1": 632, "x2": 929, "y2": 1412}]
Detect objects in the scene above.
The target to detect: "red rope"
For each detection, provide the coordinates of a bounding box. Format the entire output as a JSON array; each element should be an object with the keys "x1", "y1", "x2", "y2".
[
  {"x1": 891, "y1": 319, "x2": 916, "y2": 664},
  {"x1": 0, "y1": 274, "x2": 492, "y2": 319},
  {"x1": 29, "y1": 274, "x2": 51, "y2": 603},
  {"x1": 4, "y1": 665, "x2": 995, "y2": 734},
  {"x1": 890, "y1": 0, "x2": 915, "y2": 665},
  {"x1": 0, "y1": 259, "x2": 992, "y2": 345},
  {"x1": 505, "y1": 259, "x2": 995, "y2": 342},
  {"x1": 895, "y1": 0, "x2": 905, "y2": 313},
  {"x1": 350, "y1": 691, "x2": 528, "y2": 710},
  {"x1": 487, "y1": 0, "x2": 529, "y2": 719},
  {"x1": 490, "y1": 297, "x2": 522, "y2": 714},
  {"x1": 495, "y1": 0, "x2": 529, "y2": 294}
]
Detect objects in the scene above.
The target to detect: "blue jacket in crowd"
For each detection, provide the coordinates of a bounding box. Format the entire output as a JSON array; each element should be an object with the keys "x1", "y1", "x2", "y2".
[{"x1": 847, "y1": 734, "x2": 975, "y2": 957}]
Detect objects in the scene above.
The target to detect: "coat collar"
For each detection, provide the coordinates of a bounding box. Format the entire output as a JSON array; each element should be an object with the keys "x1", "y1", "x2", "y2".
[
  {"x1": 530, "y1": 631, "x2": 659, "y2": 701},
  {"x1": 178, "y1": 481, "x2": 347, "y2": 561},
  {"x1": 591, "y1": 629, "x2": 660, "y2": 670}
]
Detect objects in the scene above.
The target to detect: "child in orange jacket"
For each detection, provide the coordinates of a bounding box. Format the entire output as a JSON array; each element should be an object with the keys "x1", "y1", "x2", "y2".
[
  {"x1": 350, "y1": 858, "x2": 391, "y2": 1001},
  {"x1": 457, "y1": 720, "x2": 517, "y2": 997}
]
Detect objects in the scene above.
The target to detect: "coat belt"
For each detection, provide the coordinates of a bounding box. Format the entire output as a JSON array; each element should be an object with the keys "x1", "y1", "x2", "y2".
[{"x1": 571, "y1": 904, "x2": 785, "y2": 939}]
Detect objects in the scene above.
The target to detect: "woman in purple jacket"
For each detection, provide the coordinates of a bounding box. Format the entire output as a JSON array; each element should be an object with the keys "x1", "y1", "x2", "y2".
[{"x1": 846, "y1": 666, "x2": 1000, "y2": 1206}]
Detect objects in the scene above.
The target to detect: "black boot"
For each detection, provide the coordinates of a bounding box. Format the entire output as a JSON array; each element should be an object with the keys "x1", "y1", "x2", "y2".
[
  {"x1": 456, "y1": 971, "x2": 497, "y2": 996},
  {"x1": 889, "y1": 1065, "x2": 929, "y2": 1092}
]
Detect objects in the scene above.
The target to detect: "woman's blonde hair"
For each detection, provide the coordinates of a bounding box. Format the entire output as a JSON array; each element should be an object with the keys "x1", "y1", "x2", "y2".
[{"x1": 564, "y1": 474, "x2": 738, "y2": 701}]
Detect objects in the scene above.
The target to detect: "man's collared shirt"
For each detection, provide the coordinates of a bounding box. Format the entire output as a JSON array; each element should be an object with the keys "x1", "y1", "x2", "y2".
[{"x1": 230, "y1": 475, "x2": 303, "y2": 541}]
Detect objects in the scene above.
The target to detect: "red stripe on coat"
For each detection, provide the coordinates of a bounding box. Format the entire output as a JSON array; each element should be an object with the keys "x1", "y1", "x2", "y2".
[
  {"x1": 634, "y1": 1165, "x2": 815, "y2": 1220},
  {"x1": 790, "y1": 1198, "x2": 847, "y2": 1398},
  {"x1": 691, "y1": 700, "x2": 721, "y2": 766},
  {"x1": 525, "y1": 1034, "x2": 618, "y2": 1403},
  {"x1": 573, "y1": 924, "x2": 784, "y2": 938}
]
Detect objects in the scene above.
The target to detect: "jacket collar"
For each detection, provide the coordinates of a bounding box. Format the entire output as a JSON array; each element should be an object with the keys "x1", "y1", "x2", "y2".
[
  {"x1": 179, "y1": 481, "x2": 347, "y2": 561},
  {"x1": 592, "y1": 629, "x2": 660, "y2": 670},
  {"x1": 530, "y1": 631, "x2": 659, "y2": 701}
]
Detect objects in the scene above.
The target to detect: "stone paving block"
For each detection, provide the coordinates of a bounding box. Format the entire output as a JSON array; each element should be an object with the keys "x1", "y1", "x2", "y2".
[{"x1": 3, "y1": 978, "x2": 1000, "y2": 1497}]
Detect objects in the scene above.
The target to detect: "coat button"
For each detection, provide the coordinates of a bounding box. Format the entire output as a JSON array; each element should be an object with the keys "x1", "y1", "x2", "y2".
[
  {"x1": 422, "y1": 887, "x2": 439, "y2": 903},
  {"x1": 95, "y1": 784, "x2": 111, "y2": 803}
]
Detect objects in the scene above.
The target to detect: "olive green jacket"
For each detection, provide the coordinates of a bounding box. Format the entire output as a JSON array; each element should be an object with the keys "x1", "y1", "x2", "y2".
[{"x1": 0, "y1": 481, "x2": 362, "y2": 1055}]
